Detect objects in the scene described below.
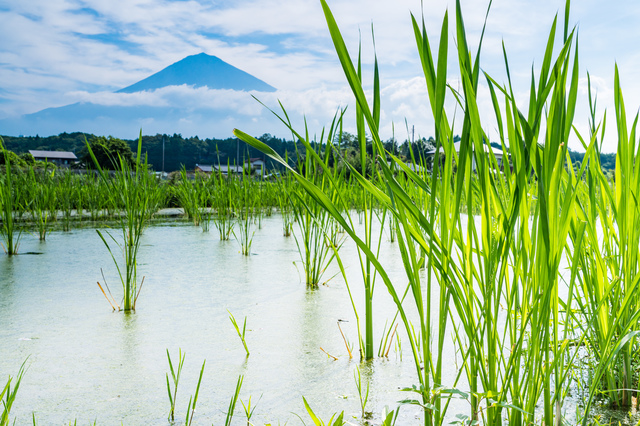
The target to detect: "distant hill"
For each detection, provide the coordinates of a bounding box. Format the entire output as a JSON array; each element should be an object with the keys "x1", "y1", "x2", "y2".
[
  {"x1": 0, "y1": 53, "x2": 278, "y2": 138},
  {"x1": 117, "y1": 53, "x2": 276, "y2": 93}
]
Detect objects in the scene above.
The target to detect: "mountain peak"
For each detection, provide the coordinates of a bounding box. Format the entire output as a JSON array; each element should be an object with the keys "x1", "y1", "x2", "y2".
[{"x1": 116, "y1": 53, "x2": 276, "y2": 93}]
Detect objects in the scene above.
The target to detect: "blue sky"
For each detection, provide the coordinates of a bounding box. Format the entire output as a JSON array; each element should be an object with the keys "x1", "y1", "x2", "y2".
[{"x1": 1, "y1": 0, "x2": 639, "y2": 152}]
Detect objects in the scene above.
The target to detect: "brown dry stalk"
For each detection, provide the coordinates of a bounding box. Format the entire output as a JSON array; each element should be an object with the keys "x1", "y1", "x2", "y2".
[
  {"x1": 384, "y1": 323, "x2": 399, "y2": 358},
  {"x1": 320, "y1": 347, "x2": 338, "y2": 361},
  {"x1": 337, "y1": 321, "x2": 352, "y2": 359}
]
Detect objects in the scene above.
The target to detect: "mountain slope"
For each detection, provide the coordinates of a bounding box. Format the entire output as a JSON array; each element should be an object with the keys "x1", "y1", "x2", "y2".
[{"x1": 116, "y1": 53, "x2": 276, "y2": 93}]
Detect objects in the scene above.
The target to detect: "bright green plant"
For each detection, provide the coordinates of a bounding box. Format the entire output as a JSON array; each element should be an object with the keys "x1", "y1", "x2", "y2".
[
  {"x1": 241, "y1": 393, "x2": 260, "y2": 426},
  {"x1": 28, "y1": 166, "x2": 56, "y2": 241},
  {"x1": 0, "y1": 137, "x2": 22, "y2": 255},
  {"x1": 165, "y1": 348, "x2": 185, "y2": 422},
  {"x1": 185, "y1": 360, "x2": 205, "y2": 426},
  {"x1": 228, "y1": 310, "x2": 250, "y2": 356},
  {"x1": 1, "y1": 360, "x2": 27, "y2": 426},
  {"x1": 354, "y1": 366, "x2": 370, "y2": 419},
  {"x1": 224, "y1": 375, "x2": 244, "y2": 426},
  {"x1": 234, "y1": 2, "x2": 595, "y2": 426},
  {"x1": 232, "y1": 171, "x2": 256, "y2": 256},
  {"x1": 296, "y1": 397, "x2": 344, "y2": 426},
  {"x1": 211, "y1": 169, "x2": 235, "y2": 240},
  {"x1": 89, "y1": 132, "x2": 160, "y2": 311}
]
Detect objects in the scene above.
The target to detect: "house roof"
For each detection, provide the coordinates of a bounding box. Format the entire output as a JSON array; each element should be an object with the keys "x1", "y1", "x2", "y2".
[{"x1": 29, "y1": 150, "x2": 78, "y2": 160}]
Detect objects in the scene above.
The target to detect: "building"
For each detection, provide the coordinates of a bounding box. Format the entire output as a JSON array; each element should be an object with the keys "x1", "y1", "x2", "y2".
[
  {"x1": 29, "y1": 150, "x2": 78, "y2": 167},
  {"x1": 425, "y1": 142, "x2": 505, "y2": 172}
]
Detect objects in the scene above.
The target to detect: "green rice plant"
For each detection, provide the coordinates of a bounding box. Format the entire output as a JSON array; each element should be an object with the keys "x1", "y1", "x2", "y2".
[
  {"x1": 232, "y1": 172, "x2": 256, "y2": 256},
  {"x1": 185, "y1": 360, "x2": 205, "y2": 426},
  {"x1": 174, "y1": 167, "x2": 212, "y2": 230},
  {"x1": 165, "y1": 348, "x2": 185, "y2": 422},
  {"x1": 277, "y1": 175, "x2": 294, "y2": 237},
  {"x1": 224, "y1": 375, "x2": 243, "y2": 426},
  {"x1": 240, "y1": 393, "x2": 259, "y2": 426},
  {"x1": 568, "y1": 69, "x2": 640, "y2": 415},
  {"x1": 1, "y1": 359, "x2": 27, "y2": 426},
  {"x1": 0, "y1": 138, "x2": 22, "y2": 255},
  {"x1": 296, "y1": 397, "x2": 344, "y2": 426},
  {"x1": 28, "y1": 166, "x2": 56, "y2": 241},
  {"x1": 235, "y1": 2, "x2": 593, "y2": 426},
  {"x1": 291, "y1": 189, "x2": 340, "y2": 287},
  {"x1": 89, "y1": 132, "x2": 160, "y2": 311},
  {"x1": 228, "y1": 310, "x2": 250, "y2": 356},
  {"x1": 380, "y1": 406, "x2": 400, "y2": 426},
  {"x1": 211, "y1": 169, "x2": 235, "y2": 240},
  {"x1": 56, "y1": 171, "x2": 75, "y2": 231},
  {"x1": 353, "y1": 366, "x2": 370, "y2": 419}
]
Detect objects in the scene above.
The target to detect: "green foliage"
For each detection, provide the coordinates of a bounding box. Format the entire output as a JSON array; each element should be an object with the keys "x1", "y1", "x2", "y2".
[
  {"x1": 0, "y1": 149, "x2": 26, "y2": 167},
  {"x1": 1, "y1": 359, "x2": 27, "y2": 426},
  {"x1": 80, "y1": 136, "x2": 134, "y2": 170}
]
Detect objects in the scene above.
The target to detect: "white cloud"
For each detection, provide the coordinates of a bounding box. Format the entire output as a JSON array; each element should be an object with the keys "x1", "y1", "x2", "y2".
[{"x1": 1, "y1": 0, "x2": 640, "y2": 152}]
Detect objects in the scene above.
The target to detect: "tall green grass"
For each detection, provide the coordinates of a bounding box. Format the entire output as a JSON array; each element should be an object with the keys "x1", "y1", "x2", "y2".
[
  {"x1": 1, "y1": 360, "x2": 27, "y2": 426},
  {"x1": 0, "y1": 137, "x2": 22, "y2": 255},
  {"x1": 89, "y1": 133, "x2": 161, "y2": 311},
  {"x1": 232, "y1": 0, "x2": 638, "y2": 424}
]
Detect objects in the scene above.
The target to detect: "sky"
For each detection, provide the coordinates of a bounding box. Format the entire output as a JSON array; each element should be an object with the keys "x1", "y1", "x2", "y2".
[{"x1": 1, "y1": 0, "x2": 640, "y2": 152}]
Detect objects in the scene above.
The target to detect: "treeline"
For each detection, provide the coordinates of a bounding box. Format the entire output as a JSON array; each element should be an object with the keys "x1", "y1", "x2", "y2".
[
  {"x1": 0, "y1": 132, "x2": 616, "y2": 173},
  {"x1": 0, "y1": 132, "x2": 441, "y2": 173},
  {"x1": 0, "y1": 132, "x2": 300, "y2": 172}
]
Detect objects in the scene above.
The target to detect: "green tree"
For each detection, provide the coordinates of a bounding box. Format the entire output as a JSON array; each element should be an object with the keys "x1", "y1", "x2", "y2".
[{"x1": 81, "y1": 136, "x2": 134, "y2": 170}]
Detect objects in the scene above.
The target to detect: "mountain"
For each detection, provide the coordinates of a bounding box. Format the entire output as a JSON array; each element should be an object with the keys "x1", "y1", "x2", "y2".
[
  {"x1": 117, "y1": 53, "x2": 276, "y2": 93},
  {"x1": 1, "y1": 53, "x2": 278, "y2": 138}
]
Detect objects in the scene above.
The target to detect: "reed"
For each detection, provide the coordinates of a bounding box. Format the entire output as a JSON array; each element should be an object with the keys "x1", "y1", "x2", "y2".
[
  {"x1": 233, "y1": 1, "x2": 605, "y2": 425},
  {"x1": 241, "y1": 392, "x2": 259, "y2": 426},
  {"x1": 89, "y1": 132, "x2": 160, "y2": 311},
  {"x1": 0, "y1": 138, "x2": 22, "y2": 255},
  {"x1": 165, "y1": 348, "x2": 185, "y2": 422},
  {"x1": 298, "y1": 397, "x2": 345, "y2": 426},
  {"x1": 185, "y1": 359, "x2": 205, "y2": 426},
  {"x1": 290, "y1": 121, "x2": 343, "y2": 287},
  {"x1": 1, "y1": 359, "x2": 27, "y2": 426},
  {"x1": 569, "y1": 69, "x2": 640, "y2": 415},
  {"x1": 27, "y1": 167, "x2": 56, "y2": 240},
  {"x1": 232, "y1": 171, "x2": 256, "y2": 256},
  {"x1": 228, "y1": 310, "x2": 250, "y2": 356},
  {"x1": 353, "y1": 366, "x2": 370, "y2": 419},
  {"x1": 224, "y1": 375, "x2": 244, "y2": 426},
  {"x1": 211, "y1": 168, "x2": 235, "y2": 240}
]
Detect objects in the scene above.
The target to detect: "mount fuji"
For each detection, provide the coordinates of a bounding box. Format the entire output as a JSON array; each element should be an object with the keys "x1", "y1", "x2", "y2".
[{"x1": 1, "y1": 53, "x2": 278, "y2": 138}]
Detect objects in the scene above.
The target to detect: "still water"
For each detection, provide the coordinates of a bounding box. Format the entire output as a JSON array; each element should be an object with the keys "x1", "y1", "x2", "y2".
[{"x1": 1, "y1": 216, "x2": 439, "y2": 425}]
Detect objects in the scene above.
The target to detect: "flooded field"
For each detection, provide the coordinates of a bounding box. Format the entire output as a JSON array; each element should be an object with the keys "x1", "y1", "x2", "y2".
[{"x1": 1, "y1": 216, "x2": 438, "y2": 425}]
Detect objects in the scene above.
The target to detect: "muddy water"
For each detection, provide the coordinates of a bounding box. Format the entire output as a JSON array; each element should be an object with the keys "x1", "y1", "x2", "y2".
[{"x1": 0, "y1": 216, "x2": 452, "y2": 425}]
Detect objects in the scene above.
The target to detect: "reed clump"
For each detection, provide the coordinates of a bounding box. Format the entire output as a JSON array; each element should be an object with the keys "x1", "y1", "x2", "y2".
[
  {"x1": 89, "y1": 133, "x2": 162, "y2": 312},
  {"x1": 234, "y1": 0, "x2": 640, "y2": 424}
]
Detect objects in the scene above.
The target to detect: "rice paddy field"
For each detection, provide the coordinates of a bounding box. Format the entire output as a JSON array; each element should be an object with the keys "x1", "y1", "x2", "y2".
[{"x1": 5, "y1": 1, "x2": 640, "y2": 425}]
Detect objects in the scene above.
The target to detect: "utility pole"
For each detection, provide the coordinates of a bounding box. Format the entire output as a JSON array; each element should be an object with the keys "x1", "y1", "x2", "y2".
[
  {"x1": 236, "y1": 138, "x2": 240, "y2": 177},
  {"x1": 162, "y1": 135, "x2": 165, "y2": 174}
]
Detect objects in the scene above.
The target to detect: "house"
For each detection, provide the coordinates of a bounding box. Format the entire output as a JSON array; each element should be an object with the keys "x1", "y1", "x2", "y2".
[
  {"x1": 29, "y1": 150, "x2": 78, "y2": 167},
  {"x1": 196, "y1": 158, "x2": 266, "y2": 177},
  {"x1": 425, "y1": 142, "x2": 505, "y2": 171},
  {"x1": 196, "y1": 163, "x2": 245, "y2": 176}
]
